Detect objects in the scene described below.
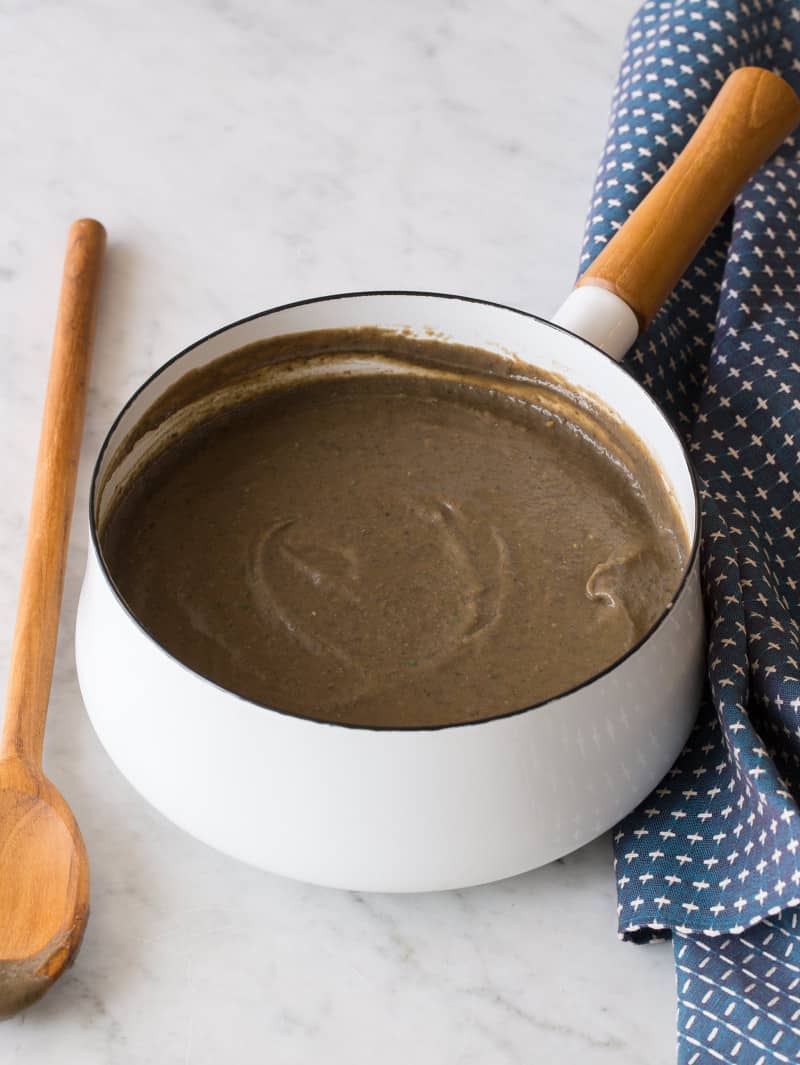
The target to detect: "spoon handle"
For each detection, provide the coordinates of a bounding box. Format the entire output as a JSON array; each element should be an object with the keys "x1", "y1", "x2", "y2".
[{"x1": 1, "y1": 219, "x2": 106, "y2": 766}]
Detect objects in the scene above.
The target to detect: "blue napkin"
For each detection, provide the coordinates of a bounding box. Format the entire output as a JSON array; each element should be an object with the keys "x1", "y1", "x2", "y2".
[{"x1": 580, "y1": 3, "x2": 800, "y2": 1061}]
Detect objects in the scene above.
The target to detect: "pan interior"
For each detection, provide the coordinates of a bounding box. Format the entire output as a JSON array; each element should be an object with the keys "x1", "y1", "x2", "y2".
[{"x1": 95, "y1": 325, "x2": 690, "y2": 729}]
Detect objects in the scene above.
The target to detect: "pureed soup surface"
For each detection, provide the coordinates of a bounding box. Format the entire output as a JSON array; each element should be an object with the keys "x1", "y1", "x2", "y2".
[{"x1": 100, "y1": 328, "x2": 688, "y2": 728}]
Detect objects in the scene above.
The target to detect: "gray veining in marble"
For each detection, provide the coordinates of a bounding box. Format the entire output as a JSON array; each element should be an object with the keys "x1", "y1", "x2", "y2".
[{"x1": 0, "y1": 1, "x2": 677, "y2": 1062}]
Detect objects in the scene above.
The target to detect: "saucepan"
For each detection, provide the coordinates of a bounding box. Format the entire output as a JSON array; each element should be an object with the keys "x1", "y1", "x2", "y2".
[{"x1": 76, "y1": 69, "x2": 800, "y2": 891}]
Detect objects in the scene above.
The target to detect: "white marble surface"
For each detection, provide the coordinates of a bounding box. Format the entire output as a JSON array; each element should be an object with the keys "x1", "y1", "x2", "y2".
[{"x1": 0, "y1": 1, "x2": 680, "y2": 1062}]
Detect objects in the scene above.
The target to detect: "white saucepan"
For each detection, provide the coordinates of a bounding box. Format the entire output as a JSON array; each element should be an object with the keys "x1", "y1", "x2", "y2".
[{"x1": 76, "y1": 68, "x2": 800, "y2": 890}]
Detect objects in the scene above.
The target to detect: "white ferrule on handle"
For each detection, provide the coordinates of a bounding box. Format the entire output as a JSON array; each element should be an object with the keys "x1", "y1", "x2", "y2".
[{"x1": 551, "y1": 287, "x2": 639, "y2": 362}]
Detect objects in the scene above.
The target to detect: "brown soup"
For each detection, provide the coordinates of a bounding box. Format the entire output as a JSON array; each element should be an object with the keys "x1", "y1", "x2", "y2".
[{"x1": 99, "y1": 329, "x2": 688, "y2": 727}]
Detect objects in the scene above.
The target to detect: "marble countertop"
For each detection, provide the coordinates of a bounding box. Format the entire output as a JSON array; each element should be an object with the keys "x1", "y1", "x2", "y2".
[{"x1": 0, "y1": 1, "x2": 680, "y2": 1062}]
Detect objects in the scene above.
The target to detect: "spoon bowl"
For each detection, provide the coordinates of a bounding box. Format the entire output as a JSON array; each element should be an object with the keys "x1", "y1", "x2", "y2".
[{"x1": 0, "y1": 758, "x2": 89, "y2": 1018}]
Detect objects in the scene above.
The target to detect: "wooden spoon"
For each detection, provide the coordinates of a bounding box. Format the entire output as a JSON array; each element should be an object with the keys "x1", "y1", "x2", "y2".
[{"x1": 0, "y1": 219, "x2": 106, "y2": 1018}]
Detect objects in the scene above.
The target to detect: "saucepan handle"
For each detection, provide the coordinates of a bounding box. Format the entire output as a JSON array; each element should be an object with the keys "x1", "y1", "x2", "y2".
[{"x1": 553, "y1": 66, "x2": 800, "y2": 361}]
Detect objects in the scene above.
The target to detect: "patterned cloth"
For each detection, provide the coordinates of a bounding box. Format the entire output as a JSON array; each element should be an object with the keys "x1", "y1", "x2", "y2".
[{"x1": 579, "y1": 2, "x2": 800, "y2": 1061}]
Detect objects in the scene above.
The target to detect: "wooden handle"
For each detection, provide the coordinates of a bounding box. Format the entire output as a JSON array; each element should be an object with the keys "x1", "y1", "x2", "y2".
[
  {"x1": 2, "y1": 219, "x2": 106, "y2": 765},
  {"x1": 577, "y1": 67, "x2": 800, "y2": 330}
]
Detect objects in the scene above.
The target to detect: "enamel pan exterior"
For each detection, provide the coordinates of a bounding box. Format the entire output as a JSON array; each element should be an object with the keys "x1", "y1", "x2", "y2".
[{"x1": 76, "y1": 292, "x2": 704, "y2": 892}]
